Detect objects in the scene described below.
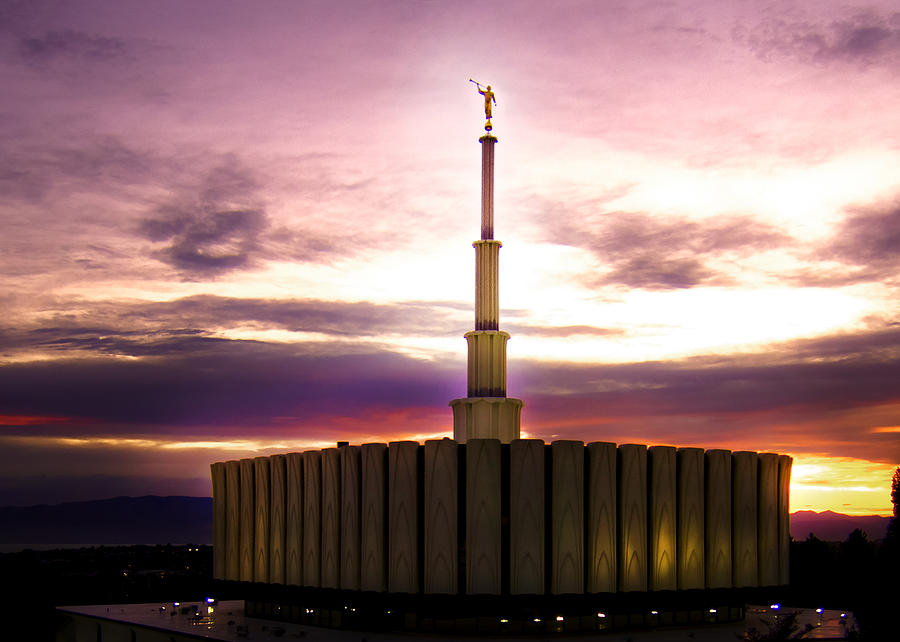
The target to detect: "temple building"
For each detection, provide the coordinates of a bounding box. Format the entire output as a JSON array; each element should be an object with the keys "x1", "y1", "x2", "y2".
[{"x1": 207, "y1": 97, "x2": 793, "y2": 634}]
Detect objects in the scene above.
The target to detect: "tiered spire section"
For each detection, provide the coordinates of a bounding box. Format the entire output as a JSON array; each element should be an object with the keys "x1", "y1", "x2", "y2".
[
  {"x1": 450, "y1": 116, "x2": 523, "y2": 443},
  {"x1": 475, "y1": 136, "x2": 500, "y2": 332}
]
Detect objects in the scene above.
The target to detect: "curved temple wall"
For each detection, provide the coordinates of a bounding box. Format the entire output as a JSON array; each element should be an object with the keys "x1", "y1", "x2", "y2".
[{"x1": 213, "y1": 440, "x2": 790, "y2": 598}]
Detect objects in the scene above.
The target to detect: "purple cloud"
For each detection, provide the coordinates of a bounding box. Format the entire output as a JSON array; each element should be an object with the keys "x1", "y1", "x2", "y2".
[
  {"x1": 545, "y1": 209, "x2": 789, "y2": 290},
  {"x1": 791, "y1": 199, "x2": 900, "y2": 286},
  {"x1": 735, "y1": 11, "x2": 900, "y2": 66},
  {"x1": 17, "y1": 29, "x2": 132, "y2": 66}
]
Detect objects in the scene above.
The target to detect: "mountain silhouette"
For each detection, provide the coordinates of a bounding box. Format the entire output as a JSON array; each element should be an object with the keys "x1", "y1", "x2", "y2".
[
  {"x1": 790, "y1": 510, "x2": 890, "y2": 542},
  {"x1": 1, "y1": 496, "x2": 891, "y2": 552},
  {"x1": 0, "y1": 496, "x2": 211, "y2": 551}
]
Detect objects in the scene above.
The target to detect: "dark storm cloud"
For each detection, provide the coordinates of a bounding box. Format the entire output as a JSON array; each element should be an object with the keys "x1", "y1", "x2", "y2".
[
  {"x1": 518, "y1": 329, "x2": 900, "y2": 416},
  {"x1": 828, "y1": 203, "x2": 900, "y2": 268},
  {"x1": 14, "y1": 295, "x2": 625, "y2": 356},
  {"x1": 138, "y1": 159, "x2": 272, "y2": 276},
  {"x1": 547, "y1": 209, "x2": 788, "y2": 290},
  {"x1": 791, "y1": 200, "x2": 900, "y2": 286},
  {"x1": 141, "y1": 207, "x2": 268, "y2": 273},
  {"x1": 513, "y1": 326, "x2": 900, "y2": 463},
  {"x1": 23, "y1": 328, "x2": 215, "y2": 357},
  {"x1": 0, "y1": 140, "x2": 355, "y2": 274},
  {"x1": 3, "y1": 318, "x2": 899, "y2": 464},
  {"x1": 143, "y1": 296, "x2": 463, "y2": 337},
  {"x1": 0, "y1": 296, "x2": 467, "y2": 357},
  {"x1": 735, "y1": 11, "x2": 900, "y2": 65},
  {"x1": 136, "y1": 156, "x2": 372, "y2": 274},
  {"x1": 0, "y1": 339, "x2": 458, "y2": 431}
]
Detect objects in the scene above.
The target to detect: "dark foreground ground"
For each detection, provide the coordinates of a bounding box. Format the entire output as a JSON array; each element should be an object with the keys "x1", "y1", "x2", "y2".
[
  {"x1": 0, "y1": 543, "x2": 219, "y2": 641},
  {"x1": 57, "y1": 600, "x2": 859, "y2": 641},
  {"x1": 2, "y1": 532, "x2": 898, "y2": 641}
]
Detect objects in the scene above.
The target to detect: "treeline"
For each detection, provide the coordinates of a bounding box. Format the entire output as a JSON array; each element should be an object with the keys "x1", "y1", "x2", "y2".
[
  {"x1": 789, "y1": 468, "x2": 900, "y2": 639},
  {"x1": 0, "y1": 544, "x2": 217, "y2": 642}
]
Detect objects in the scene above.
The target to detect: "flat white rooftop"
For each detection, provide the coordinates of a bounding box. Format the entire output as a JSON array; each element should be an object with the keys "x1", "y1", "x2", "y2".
[{"x1": 57, "y1": 600, "x2": 858, "y2": 641}]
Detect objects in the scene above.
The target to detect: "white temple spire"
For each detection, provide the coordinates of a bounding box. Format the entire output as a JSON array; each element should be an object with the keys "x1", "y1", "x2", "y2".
[{"x1": 450, "y1": 85, "x2": 523, "y2": 443}]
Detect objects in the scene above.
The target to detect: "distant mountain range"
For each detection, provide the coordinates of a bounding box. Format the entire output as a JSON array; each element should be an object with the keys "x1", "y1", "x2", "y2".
[
  {"x1": 790, "y1": 510, "x2": 891, "y2": 542},
  {"x1": 0, "y1": 496, "x2": 892, "y2": 552},
  {"x1": 0, "y1": 496, "x2": 211, "y2": 551}
]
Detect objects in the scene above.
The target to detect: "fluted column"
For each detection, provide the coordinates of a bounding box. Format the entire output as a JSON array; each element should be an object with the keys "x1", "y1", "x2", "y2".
[
  {"x1": 465, "y1": 330, "x2": 509, "y2": 397},
  {"x1": 474, "y1": 240, "x2": 501, "y2": 330},
  {"x1": 480, "y1": 134, "x2": 495, "y2": 239}
]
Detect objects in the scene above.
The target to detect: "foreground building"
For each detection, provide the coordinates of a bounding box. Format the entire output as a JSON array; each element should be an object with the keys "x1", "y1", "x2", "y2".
[{"x1": 208, "y1": 104, "x2": 792, "y2": 634}]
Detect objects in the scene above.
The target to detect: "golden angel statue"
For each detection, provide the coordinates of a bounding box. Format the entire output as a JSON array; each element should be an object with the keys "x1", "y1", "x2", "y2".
[{"x1": 470, "y1": 79, "x2": 497, "y2": 130}]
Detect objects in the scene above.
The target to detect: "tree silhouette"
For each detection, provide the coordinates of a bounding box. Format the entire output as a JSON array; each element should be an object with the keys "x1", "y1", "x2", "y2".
[
  {"x1": 888, "y1": 467, "x2": 900, "y2": 544},
  {"x1": 892, "y1": 466, "x2": 899, "y2": 517}
]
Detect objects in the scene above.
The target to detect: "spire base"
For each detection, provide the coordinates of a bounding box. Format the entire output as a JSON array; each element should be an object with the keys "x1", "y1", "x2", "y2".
[{"x1": 450, "y1": 397, "x2": 523, "y2": 443}]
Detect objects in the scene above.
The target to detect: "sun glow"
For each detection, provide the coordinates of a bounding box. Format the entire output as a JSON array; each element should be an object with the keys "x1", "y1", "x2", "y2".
[
  {"x1": 790, "y1": 455, "x2": 896, "y2": 516},
  {"x1": 506, "y1": 286, "x2": 870, "y2": 363}
]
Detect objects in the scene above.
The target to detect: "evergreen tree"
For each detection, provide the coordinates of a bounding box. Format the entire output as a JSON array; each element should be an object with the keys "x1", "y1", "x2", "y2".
[
  {"x1": 892, "y1": 467, "x2": 899, "y2": 518},
  {"x1": 888, "y1": 467, "x2": 900, "y2": 543}
]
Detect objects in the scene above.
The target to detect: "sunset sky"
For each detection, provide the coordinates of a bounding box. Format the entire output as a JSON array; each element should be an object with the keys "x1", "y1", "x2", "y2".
[{"x1": 1, "y1": 0, "x2": 898, "y2": 515}]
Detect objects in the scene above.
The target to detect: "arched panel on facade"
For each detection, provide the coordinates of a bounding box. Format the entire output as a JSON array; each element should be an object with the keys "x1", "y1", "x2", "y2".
[
  {"x1": 509, "y1": 439, "x2": 544, "y2": 594},
  {"x1": 225, "y1": 460, "x2": 241, "y2": 581},
  {"x1": 705, "y1": 449, "x2": 732, "y2": 588},
  {"x1": 210, "y1": 462, "x2": 227, "y2": 581},
  {"x1": 284, "y1": 453, "x2": 303, "y2": 586},
  {"x1": 618, "y1": 444, "x2": 647, "y2": 592},
  {"x1": 239, "y1": 458, "x2": 255, "y2": 582},
  {"x1": 732, "y1": 451, "x2": 758, "y2": 587},
  {"x1": 777, "y1": 455, "x2": 792, "y2": 586},
  {"x1": 551, "y1": 440, "x2": 584, "y2": 594},
  {"x1": 587, "y1": 441, "x2": 616, "y2": 593},
  {"x1": 320, "y1": 448, "x2": 341, "y2": 589},
  {"x1": 361, "y1": 443, "x2": 387, "y2": 592},
  {"x1": 757, "y1": 453, "x2": 779, "y2": 586},
  {"x1": 253, "y1": 456, "x2": 271, "y2": 583},
  {"x1": 340, "y1": 446, "x2": 361, "y2": 591},
  {"x1": 389, "y1": 441, "x2": 420, "y2": 593},
  {"x1": 677, "y1": 447, "x2": 704, "y2": 590},
  {"x1": 467, "y1": 439, "x2": 501, "y2": 594},
  {"x1": 269, "y1": 454, "x2": 286, "y2": 584},
  {"x1": 424, "y1": 439, "x2": 458, "y2": 594},
  {"x1": 649, "y1": 446, "x2": 676, "y2": 591},
  {"x1": 302, "y1": 451, "x2": 322, "y2": 587}
]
